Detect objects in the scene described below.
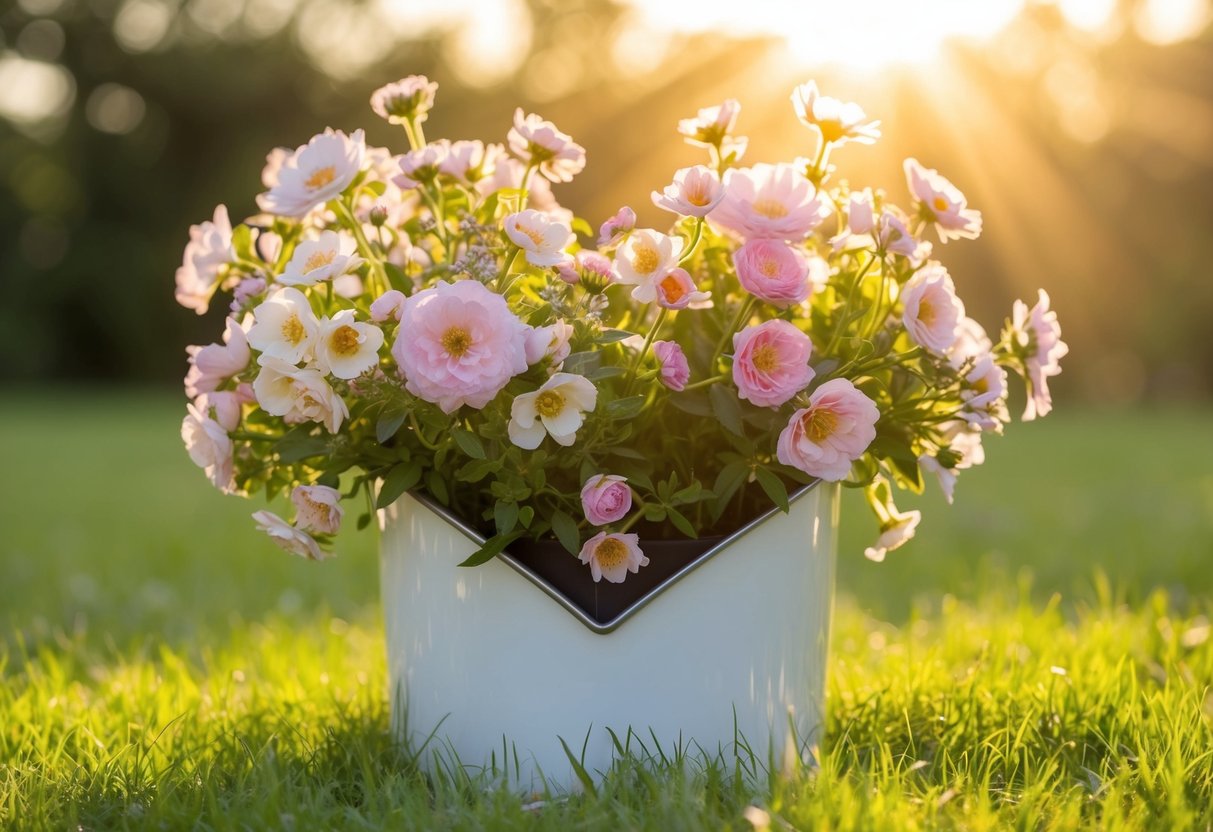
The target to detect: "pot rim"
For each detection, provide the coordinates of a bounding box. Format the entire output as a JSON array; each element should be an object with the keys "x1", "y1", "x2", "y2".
[{"x1": 400, "y1": 478, "x2": 823, "y2": 635}]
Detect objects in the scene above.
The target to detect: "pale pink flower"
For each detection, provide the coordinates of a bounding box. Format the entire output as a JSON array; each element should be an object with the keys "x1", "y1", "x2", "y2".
[
  {"x1": 185, "y1": 317, "x2": 250, "y2": 397},
  {"x1": 732, "y1": 320, "x2": 815, "y2": 408},
  {"x1": 710, "y1": 163, "x2": 830, "y2": 241},
  {"x1": 614, "y1": 229, "x2": 683, "y2": 303},
  {"x1": 252, "y1": 510, "x2": 328, "y2": 561},
  {"x1": 314, "y1": 310, "x2": 384, "y2": 379},
  {"x1": 394, "y1": 143, "x2": 449, "y2": 189},
  {"x1": 904, "y1": 158, "x2": 982, "y2": 242},
  {"x1": 777, "y1": 378, "x2": 879, "y2": 481},
  {"x1": 508, "y1": 372, "x2": 597, "y2": 449},
  {"x1": 653, "y1": 340, "x2": 690, "y2": 391},
  {"x1": 440, "y1": 139, "x2": 502, "y2": 182},
  {"x1": 1009, "y1": 289, "x2": 1068, "y2": 421},
  {"x1": 279, "y1": 231, "x2": 363, "y2": 286},
  {"x1": 960, "y1": 353, "x2": 1010, "y2": 432},
  {"x1": 195, "y1": 390, "x2": 242, "y2": 432},
  {"x1": 257, "y1": 128, "x2": 366, "y2": 218},
  {"x1": 392, "y1": 280, "x2": 530, "y2": 413},
  {"x1": 651, "y1": 166, "x2": 725, "y2": 218},
  {"x1": 252, "y1": 357, "x2": 348, "y2": 433},
  {"x1": 508, "y1": 109, "x2": 586, "y2": 183},
  {"x1": 247, "y1": 287, "x2": 321, "y2": 365},
  {"x1": 597, "y1": 206, "x2": 636, "y2": 248},
  {"x1": 578, "y1": 532, "x2": 648, "y2": 583},
  {"x1": 949, "y1": 317, "x2": 994, "y2": 366},
  {"x1": 901, "y1": 265, "x2": 965, "y2": 355},
  {"x1": 733, "y1": 239, "x2": 811, "y2": 307},
  {"x1": 847, "y1": 188, "x2": 875, "y2": 234},
  {"x1": 580, "y1": 474, "x2": 633, "y2": 526},
  {"x1": 182, "y1": 401, "x2": 236, "y2": 493},
  {"x1": 918, "y1": 455, "x2": 958, "y2": 504},
  {"x1": 864, "y1": 510, "x2": 920, "y2": 562},
  {"x1": 174, "y1": 205, "x2": 233, "y2": 315},
  {"x1": 370, "y1": 290, "x2": 407, "y2": 323},
  {"x1": 875, "y1": 209, "x2": 919, "y2": 258},
  {"x1": 261, "y1": 147, "x2": 289, "y2": 189},
  {"x1": 370, "y1": 75, "x2": 438, "y2": 124},
  {"x1": 504, "y1": 209, "x2": 575, "y2": 268},
  {"x1": 791, "y1": 81, "x2": 881, "y2": 146},
  {"x1": 677, "y1": 99, "x2": 741, "y2": 147},
  {"x1": 291, "y1": 484, "x2": 343, "y2": 535},
  {"x1": 654, "y1": 268, "x2": 711, "y2": 310},
  {"x1": 524, "y1": 321, "x2": 575, "y2": 368}
]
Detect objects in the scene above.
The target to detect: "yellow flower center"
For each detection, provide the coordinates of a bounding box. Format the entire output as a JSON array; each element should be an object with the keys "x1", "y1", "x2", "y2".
[
  {"x1": 304, "y1": 166, "x2": 337, "y2": 190},
  {"x1": 751, "y1": 344, "x2": 780, "y2": 373},
  {"x1": 686, "y1": 184, "x2": 712, "y2": 206},
  {"x1": 441, "y1": 326, "x2": 472, "y2": 357},
  {"x1": 752, "y1": 198, "x2": 789, "y2": 219},
  {"x1": 972, "y1": 375, "x2": 989, "y2": 394},
  {"x1": 330, "y1": 324, "x2": 361, "y2": 356},
  {"x1": 304, "y1": 249, "x2": 337, "y2": 272},
  {"x1": 535, "y1": 389, "x2": 565, "y2": 418},
  {"x1": 281, "y1": 314, "x2": 306, "y2": 345},
  {"x1": 518, "y1": 224, "x2": 547, "y2": 248},
  {"x1": 632, "y1": 244, "x2": 659, "y2": 275},
  {"x1": 932, "y1": 195, "x2": 948, "y2": 212},
  {"x1": 759, "y1": 257, "x2": 780, "y2": 278},
  {"x1": 917, "y1": 298, "x2": 937, "y2": 327},
  {"x1": 805, "y1": 407, "x2": 838, "y2": 444},
  {"x1": 818, "y1": 120, "x2": 844, "y2": 144},
  {"x1": 659, "y1": 274, "x2": 688, "y2": 304},
  {"x1": 594, "y1": 537, "x2": 628, "y2": 569}
]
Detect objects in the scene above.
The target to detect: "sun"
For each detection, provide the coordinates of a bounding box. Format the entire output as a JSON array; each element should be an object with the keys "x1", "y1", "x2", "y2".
[{"x1": 625, "y1": 0, "x2": 1027, "y2": 72}]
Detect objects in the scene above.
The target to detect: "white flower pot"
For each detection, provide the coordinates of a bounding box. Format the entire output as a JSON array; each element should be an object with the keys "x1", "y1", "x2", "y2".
[{"x1": 378, "y1": 482, "x2": 839, "y2": 791}]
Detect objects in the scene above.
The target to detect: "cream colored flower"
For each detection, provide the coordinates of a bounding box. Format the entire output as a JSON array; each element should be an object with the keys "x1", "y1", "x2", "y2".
[
  {"x1": 278, "y1": 231, "x2": 363, "y2": 286},
  {"x1": 247, "y1": 288, "x2": 320, "y2": 365},
  {"x1": 504, "y1": 209, "x2": 575, "y2": 268},
  {"x1": 291, "y1": 485, "x2": 343, "y2": 535},
  {"x1": 613, "y1": 229, "x2": 683, "y2": 303},
  {"x1": 508, "y1": 372, "x2": 597, "y2": 449},
  {"x1": 252, "y1": 357, "x2": 348, "y2": 433},
  {"x1": 313, "y1": 310, "x2": 384, "y2": 380},
  {"x1": 252, "y1": 510, "x2": 328, "y2": 560}
]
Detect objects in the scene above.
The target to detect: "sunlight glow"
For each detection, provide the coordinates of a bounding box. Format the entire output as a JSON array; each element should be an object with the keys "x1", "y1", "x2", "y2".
[{"x1": 624, "y1": 0, "x2": 1026, "y2": 71}]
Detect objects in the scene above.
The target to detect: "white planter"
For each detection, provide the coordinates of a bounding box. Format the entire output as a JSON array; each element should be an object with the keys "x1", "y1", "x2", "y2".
[{"x1": 378, "y1": 482, "x2": 839, "y2": 791}]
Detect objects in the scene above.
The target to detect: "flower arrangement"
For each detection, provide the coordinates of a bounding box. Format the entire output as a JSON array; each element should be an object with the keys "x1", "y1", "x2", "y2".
[{"x1": 179, "y1": 76, "x2": 1067, "y2": 578}]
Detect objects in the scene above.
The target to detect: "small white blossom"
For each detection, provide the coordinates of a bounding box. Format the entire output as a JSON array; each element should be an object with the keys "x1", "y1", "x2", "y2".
[
  {"x1": 252, "y1": 510, "x2": 328, "y2": 560},
  {"x1": 314, "y1": 310, "x2": 384, "y2": 380},
  {"x1": 247, "y1": 288, "x2": 321, "y2": 365},
  {"x1": 508, "y1": 372, "x2": 597, "y2": 449},
  {"x1": 278, "y1": 231, "x2": 363, "y2": 286}
]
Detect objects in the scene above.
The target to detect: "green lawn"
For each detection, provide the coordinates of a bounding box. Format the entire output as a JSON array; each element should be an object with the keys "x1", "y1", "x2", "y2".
[{"x1": 2, "y1": 391, "x2": 1212, "y2": 829}]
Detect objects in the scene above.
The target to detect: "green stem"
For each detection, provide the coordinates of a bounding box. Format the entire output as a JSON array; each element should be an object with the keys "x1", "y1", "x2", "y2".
[
  {"x1": 808, "y1": 138, "x2": 833, "y2": 184},
  {"x1": 680, "y1": 373, "x2": 728, "y2": 393},
  {"x1": 407, "y1": 412, "x2": 441, "y2": 451},
  {"x1": 710, "y1": 295, "x2": 756, "y2": 371},
  {"x1": 333, "y1": 200, "x2": 389, "y2": 297},
  {"x1": 825, "y1": 257, "x2": 877, "y2": 357},
  {"x1": 678, "y1": 218, "x2": 705, "y2": 265},
  {"x1": 496, "y1": 246, "x2": 524, "y2": 294},
  {"x1": 625, "y1": 308, "x2": 669, "y2": 393},
  {"x1": 519, "y1": 163, "x2": 537, "y2": 211}
]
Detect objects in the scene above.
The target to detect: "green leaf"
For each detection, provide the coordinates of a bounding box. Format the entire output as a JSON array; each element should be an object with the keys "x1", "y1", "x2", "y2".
[
  {"x1": 384, "y1": 262, "x2": 409, "y2": 293},
  {"x1": 754, "y1": 467, "x2": 790, "y2": 513},
  {"x1": 595, "y1": 329, "x2": 638, "y2": 344},
  {"x1": 456, "y1": 458, "x2": 499, "y2": 483},
  {"x1": 666, "y1": 507, "x2": 697, "y2": 538},
  {"x1": 605, "y1": 395, "x2": 646, "y2": 420},
  {"x1": 457, "y1": 531, "x2": 524, "y2": 568},
  {"x1": 607, "y1": 446, "x2": 648, "y2": 460},
  {"x1": 709, "y1": 384, "x2": 745, "y2": 436},
  {"x1": 518, "y1": 506, "x2": 534, "y2": 529},
  {"x1": 558, "y1": 736, "x2": 598, "y2": 798},
  {"x1": 643, "y1": 503, "x2": 668, "y2": 522},
  {"x1": 231, "y1": 224, "x2": 254, "y2": 260},
  {"x1": 276, "y1": 437, "x2": 328, "y2": 463},
  {"x1": 376, "y1": 412, "x2": 406, "y2": 444},
  {"x1": 452, "y1": 427, "x2": 486, "y2": 459},
  {"x1": 356, "y1": 513, "x2": 371, "y2": 531},
  {"x1": 494, "y1": 501, "x2": 519, "y2": 536},
  {"x1": 550, "y1": 510, "x2": 581, "y2": 555},
  {"x1": 376, "y1": 461, "x2": 423, "y2": 509},
  {"x1": 570, "y1": 216, "x2": 595, "y2": 239},
  {"x1": 668, "y1": 391, "x2": 712, "y2": 417},
  {"x1": 585, "y1": 365, "x2": 627, "y2": 382},
  {"x1": 711, "y1": 461, "x2": 750, "y2": 522},
  {"x1": 426, "y1": 469, "x2": 449, "y2": 504}
]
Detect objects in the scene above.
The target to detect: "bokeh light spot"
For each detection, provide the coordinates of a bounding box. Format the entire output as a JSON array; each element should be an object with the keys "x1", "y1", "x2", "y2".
[
  {"x1": 86, "y1": 83, "x2": 147, "y2": 135},
  {"x1": 113, "y1": 0, "x2": 175, "y2": 54},
  {"x1": 0, "y1": 54, "x2": 75, "y2": 127}
]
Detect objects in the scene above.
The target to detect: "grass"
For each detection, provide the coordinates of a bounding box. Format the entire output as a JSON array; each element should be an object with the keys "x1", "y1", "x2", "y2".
[{"x1": 2, "y1": 390, "x2": 1213, "y2": 829}]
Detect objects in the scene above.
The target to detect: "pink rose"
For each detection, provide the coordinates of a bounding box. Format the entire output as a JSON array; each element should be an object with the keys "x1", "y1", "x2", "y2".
[
  {"x1": 733, "y1": 239, "x2": 811, "y2": 307},
  {"x1": 776, "y1": 378, "x2": 879, "y2": 481},
  {"x1": 597, "y1": 206, "x2": 635, "y2": 248},
  {"x1": 370, "y1": 289, "x2": 407, "y2": 323},
  {"x1": 578, "y1": 532, "x2": 649, "y2": 583},
  {"x1": 391, "y1": 280, "x2": 529, "y2": 414},
  {"x1": 580, "y1": 474, "x2": 633, "y2": 526},
  {"x1": 653, "y1": 340, "x2": 689, "y2": 392},
  {"x1": 184, "y1": 317, "x2": 250, "y2": 397},
  {"x1": 291, "y1": 484, "x2": 343, "y2": 535},
  {"x1": 732, "y1": 320, "x2": 815, "y2": 408}
]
